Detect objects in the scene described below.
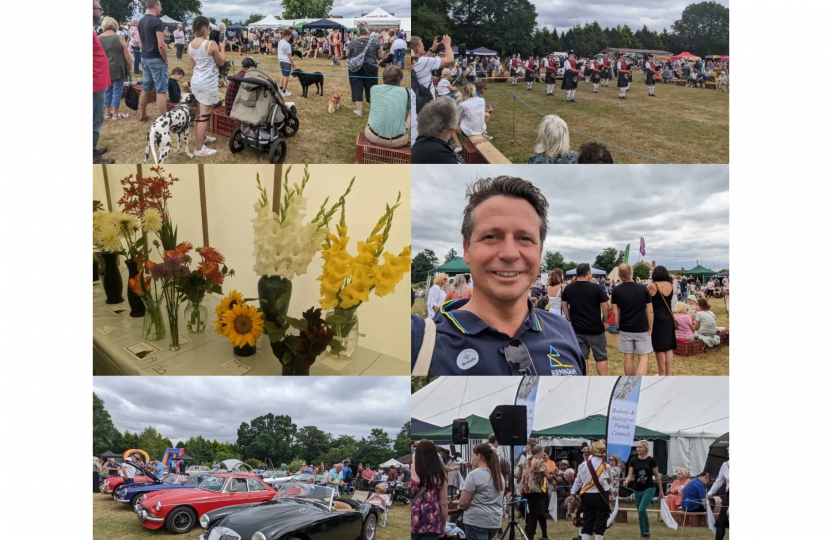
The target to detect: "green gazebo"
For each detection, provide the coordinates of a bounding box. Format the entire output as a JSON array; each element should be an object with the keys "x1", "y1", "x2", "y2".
[
  {"x1": 411, "y1": 414, "x2": 494, "y2": 442},
  {"x1": 683, "y1": 264, "x2": 717, "y2": 278}
]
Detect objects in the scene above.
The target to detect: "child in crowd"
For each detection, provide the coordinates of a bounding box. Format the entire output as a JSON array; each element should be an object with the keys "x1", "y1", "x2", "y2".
[{"x1": 168, "y1": 67, "x2": 186, "y2": 104}]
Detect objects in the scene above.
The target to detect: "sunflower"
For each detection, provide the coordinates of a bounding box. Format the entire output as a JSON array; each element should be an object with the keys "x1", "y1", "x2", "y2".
[
  {"x1": 222, "y1": 303, "x2": 264, "y2": 348},
  {"x1": 218, "y1": 290, "x2": 245, "y2": 314}
]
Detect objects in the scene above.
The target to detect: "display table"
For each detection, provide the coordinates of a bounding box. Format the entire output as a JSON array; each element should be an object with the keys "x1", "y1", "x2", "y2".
[{"x1": 92, "y1": 275, "x2": 408, "y2": 376}]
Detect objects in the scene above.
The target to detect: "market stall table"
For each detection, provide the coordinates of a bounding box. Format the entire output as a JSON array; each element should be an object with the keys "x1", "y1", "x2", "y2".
[{"x1": 93, "y1": 273, "x2": 407, "y2": 376}]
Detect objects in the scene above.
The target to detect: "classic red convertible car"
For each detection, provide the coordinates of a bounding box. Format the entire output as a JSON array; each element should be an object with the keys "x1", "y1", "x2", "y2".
[
  {"x1": 135, "y1": 472, "x2": 276, "y2": 534},
  {"x1": 101, "y1": 474, "x2": 154, "y2": 495}
]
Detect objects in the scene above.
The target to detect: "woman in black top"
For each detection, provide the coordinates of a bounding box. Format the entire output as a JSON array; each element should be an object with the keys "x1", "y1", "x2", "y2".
[
  {"x1": 346, "y1": 21, "x2": 382, "y2": 117},
  {"x1": 624, "y1": 441, "x2": 664, "y2": 539},
  {"x1": 412, "y1": 97, "x2": 461, "y2": 164},
  {"x1": 647, "y1": 265, "x2": 677, "y2": 375}
]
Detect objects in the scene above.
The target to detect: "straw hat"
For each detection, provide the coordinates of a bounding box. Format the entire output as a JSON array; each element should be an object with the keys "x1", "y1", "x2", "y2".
[{"x1": 590, "y1": 441, "x2": 607, "y2": 456}]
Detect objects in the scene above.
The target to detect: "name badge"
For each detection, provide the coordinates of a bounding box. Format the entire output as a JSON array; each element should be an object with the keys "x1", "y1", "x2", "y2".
[{"x1": 456, "y1": 349, "x2": 479, "y2": 370}]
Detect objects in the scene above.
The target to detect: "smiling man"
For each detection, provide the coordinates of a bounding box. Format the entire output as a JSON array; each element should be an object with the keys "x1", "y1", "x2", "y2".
[{"x1": 411, "y1": 176, "x2": 585, "y2": 375}]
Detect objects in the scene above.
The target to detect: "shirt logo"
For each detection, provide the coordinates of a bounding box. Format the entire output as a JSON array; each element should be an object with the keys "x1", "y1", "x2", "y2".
[
  {"x1": 456, "y1": 349, "x2": 479, "y2": 370},
  {"x1": 547, "y1": 345, "x2": 574, "y2": 369}
]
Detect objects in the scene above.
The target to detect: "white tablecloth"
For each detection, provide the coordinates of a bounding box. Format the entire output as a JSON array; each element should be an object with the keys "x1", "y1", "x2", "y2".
[{"x1": 92, "y1": 275, "x2": 408, "y2": 376}]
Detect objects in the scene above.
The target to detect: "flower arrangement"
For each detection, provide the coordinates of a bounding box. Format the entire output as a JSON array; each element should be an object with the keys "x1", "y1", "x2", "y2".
[
  {"x1": 215, "y1": 290, "x2": 265, "y2": 351},
  {"x1": 261, "y1": 293, "x2": 336, "y2": 375},
  {"x1": 118, "y1": 166, "x2": 179, "y2": 250},
  {"x1": 251, "y1": 166, "x2": 353, "y2": 279},
  {"x1": 316, "y1": 193, "x2": 411, "y2": 357}
]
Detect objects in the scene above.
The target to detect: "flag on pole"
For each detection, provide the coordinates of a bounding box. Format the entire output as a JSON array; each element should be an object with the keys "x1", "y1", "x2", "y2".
[
  {"x1": 639, "y1": 237, "x2": 646, "y2": 257},
  {"x1": 606, "y1": 376, "x2": 643, "y2": 527},
  {"x1": 623, "y1": 244, "x2": 630, "y2": 264}
]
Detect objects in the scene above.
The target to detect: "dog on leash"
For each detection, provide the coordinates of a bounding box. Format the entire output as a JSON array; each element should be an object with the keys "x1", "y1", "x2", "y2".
[
  {"x1": 217, "y1": 62, "x2": 232, "y2": 87},
  {"x1": 330, "y1": 55, "x2": 341, "y2": 66},
  {"x1": 144, "y1": 94, "x2": 198, "y2": 164},
  {"x1": 291, "y1": 69, "x2": 324, "y2": 98},
  {"x1": 328, "y1": 92, "x2": 342, "y2": 113}
]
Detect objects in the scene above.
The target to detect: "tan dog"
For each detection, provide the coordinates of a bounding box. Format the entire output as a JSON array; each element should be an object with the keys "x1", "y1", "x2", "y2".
[{"x1": 328, "y1": 92, "x2": 342, "y2": 113}]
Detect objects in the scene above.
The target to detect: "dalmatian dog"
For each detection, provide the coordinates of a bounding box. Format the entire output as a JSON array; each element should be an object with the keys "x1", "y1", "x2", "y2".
[{"x1": 144, "y1": 93, "x2": 198, "y2": 164}]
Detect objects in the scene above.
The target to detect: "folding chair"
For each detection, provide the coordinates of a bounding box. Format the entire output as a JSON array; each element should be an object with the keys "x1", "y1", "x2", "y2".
[{"x1": 353, "y1": 489, "x2": 391, "y2": 528}]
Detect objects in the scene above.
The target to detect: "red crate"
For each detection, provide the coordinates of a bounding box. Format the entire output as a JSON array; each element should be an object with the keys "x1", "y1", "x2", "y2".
[
  {"x1": 210, "y1": 108, "x2": 239, "y2": 137},
  {"x1": 462, "y1": 141, "x2": 483, "y2": 164},
  {"x1": 674, "y1": 339, "x2": 704, "y2": 357},
  {"x1": 719, "y1": 329, "x2": 729, "y2": 346},
  {"x1": 355, "y1": 133, "x2": 411, "y2": 164}
]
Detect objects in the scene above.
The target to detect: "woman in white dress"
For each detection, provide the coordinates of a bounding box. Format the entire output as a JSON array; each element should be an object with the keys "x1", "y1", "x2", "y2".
[
  {"x1": 546, "y1": 268, "x2": 566, "y2": 317},
  {"x1": 187, "y1": 16, "x2": 226, "y2": 157}
]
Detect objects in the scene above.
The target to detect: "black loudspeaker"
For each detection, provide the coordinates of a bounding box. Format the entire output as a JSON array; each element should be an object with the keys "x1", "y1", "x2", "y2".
[
  {"x1": 489, "y1": 405, "x2": 527, "y2": 446},
  {"x1": 458, "y1": 44, "x2": 467, "y2": 57},
  {"x1": 452, "y1": 419, "x2": 469, "y2": 444}
]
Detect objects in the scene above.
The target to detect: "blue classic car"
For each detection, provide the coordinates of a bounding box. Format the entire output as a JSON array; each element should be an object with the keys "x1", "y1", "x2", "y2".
[{"x1": 113, "y1": 465, "x2": 210, "y2": 508}]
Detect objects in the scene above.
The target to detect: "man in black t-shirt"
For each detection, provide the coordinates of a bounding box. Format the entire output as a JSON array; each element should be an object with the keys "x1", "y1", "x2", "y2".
[
  {"x1": 137, "y1": 0, "x2": 170, "y2": 122},
  {"x1": 562, "y1": 263, "x2": 610, "y2": 375},
  {"x1": 611, "y1": 264, "x2": 653, "y2": 375},
  {"x1": 680, "y1": 277, "x2": 689, "y2": 302}
]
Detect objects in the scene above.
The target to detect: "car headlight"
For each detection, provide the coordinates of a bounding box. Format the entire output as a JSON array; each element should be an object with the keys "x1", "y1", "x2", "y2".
[
  {"x1": 200, "y1": 514, "x2": 210, "y2": 528},
  {"x1": 155, "y1": 501, "x2": 162, "y2": 511},
  {"x1": 252, "y1": 533, "x2": 267, "y2": 540}
]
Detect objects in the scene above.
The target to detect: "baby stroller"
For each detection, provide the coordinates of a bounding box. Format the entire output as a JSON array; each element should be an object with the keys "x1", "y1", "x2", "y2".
[{"x1": 227, "y1": 68, "x2": 300, "y2": 164}]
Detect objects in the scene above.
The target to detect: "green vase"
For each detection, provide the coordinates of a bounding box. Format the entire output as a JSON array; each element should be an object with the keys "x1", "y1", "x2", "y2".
[{"x1": 258, "y1": 275, "x2": 292, "y2": 328}]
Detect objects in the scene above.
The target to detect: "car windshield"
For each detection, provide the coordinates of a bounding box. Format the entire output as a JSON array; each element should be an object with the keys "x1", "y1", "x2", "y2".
[
  {"x1": 197, "y1": 475, "x2": 227, "y2": 492},
  {"x1": 273, "y1": 484, "x2": 335, "y2": 511},
  {"x1": 292, "y1": 473, "x2": 312, "y2": 482},
  {"x1": 162, "y1": 474, "x2": 191, "y2": 484}
]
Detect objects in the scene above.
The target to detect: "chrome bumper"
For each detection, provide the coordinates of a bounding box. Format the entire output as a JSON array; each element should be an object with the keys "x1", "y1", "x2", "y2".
[
  {"x1": 114, "y1": 495, "x2": 129, "y2": 502},
  {"x1": 136, "y1": 506, "x2": 165, "y2": 522}
]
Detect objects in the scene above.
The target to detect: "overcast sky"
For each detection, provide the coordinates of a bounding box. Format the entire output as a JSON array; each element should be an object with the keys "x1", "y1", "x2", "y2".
[
  {"x1": 531, "y1": 0, "x2": 728, "y2": 34},
  {"x1": 166, "y1": 1, "x2": 410, "y2": 24},
  {"x1": 412, "y1": 165, "x2": 729, "y2": 270},
  {"x1": 93, "y1": 377, "x2": 410, "y2": 445}
]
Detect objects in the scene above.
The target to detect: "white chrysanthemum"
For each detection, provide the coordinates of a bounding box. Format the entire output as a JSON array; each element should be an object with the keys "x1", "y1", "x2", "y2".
[
  {"x1": 93, "y1": 211, "x2": 109, "y2": 233},
  {"x1": 100, "y1": 225, "x2": 123, "y2": 253},
  {"x1": 142, "y1": 208, "x2": 163, "y2": 233},
  {"x1": 115, "y1": 212, "x2": 140, "y2": 233}
]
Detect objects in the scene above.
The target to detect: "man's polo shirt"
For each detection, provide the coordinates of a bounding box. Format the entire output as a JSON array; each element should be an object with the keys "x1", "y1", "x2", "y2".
[{"x1": 411, "y1": 298, "x2": 586, "y2": 375}]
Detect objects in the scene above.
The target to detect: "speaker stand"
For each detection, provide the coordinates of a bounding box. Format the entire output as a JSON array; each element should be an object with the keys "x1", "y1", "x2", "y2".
[{"x1": 499, "y1": 445, "x2": 530, "y2": 540}]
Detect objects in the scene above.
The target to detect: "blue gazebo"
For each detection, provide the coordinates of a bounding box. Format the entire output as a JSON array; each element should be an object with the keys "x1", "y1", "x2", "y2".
[{"x1": 302, "y1": 19, "x2": 346, "y2": 30}]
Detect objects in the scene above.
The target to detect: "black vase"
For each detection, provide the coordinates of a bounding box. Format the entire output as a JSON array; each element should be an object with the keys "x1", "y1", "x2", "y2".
[
  {"x1": 102, "y1": 253, "x2": 124, "y2": 305},
  {"x1": 124, "y1": 259, "x2": 146, "y2": 318},
  {"x1": 93, "y1": 259, "x2": 99, "y2": 282},
  {"x1": 233, "y1": 343, "x2": 256, "y2": 357}
]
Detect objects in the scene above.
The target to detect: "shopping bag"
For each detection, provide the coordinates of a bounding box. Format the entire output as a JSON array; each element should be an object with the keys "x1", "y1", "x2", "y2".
[{"x1": 661, "y1": 498, "x2": 678, "y2": 530}]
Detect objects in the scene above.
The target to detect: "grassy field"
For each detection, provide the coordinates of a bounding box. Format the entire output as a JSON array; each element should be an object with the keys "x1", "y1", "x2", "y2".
[
  {"x1": 473, "y1": 72, "x2": 729, "y2": 164},
  {"x1": 99, "y1": 49, "x2": 410, "y2": 165},
  {"x1": 93, "y1": 492, "x2": 409, "y2": 540},
  {"x1": 411, "y1": 296, "x2": 729, "y2": 376}
]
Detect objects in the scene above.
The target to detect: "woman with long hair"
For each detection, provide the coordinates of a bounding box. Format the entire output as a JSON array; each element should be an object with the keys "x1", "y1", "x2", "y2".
[
  {"x1": 546, "y1": 268, "x2": 566, "y2": 317},
  {"x1": 647, "y1": 265, "x2": 676, "y2": 375},
  {"x1": 457, "y1": 443, "x2": 504, "y2": 540},
  {"x1": 187, "y1": 16, "x2": 226, "y2": 157},
  {"x1": 692, "y1": 298, "x2": 720, "y2": 347},
  {"x1": 412, "y1": 440, "x2": 448, "y2": 540},
  {"x1": 450, "y1": 274, "x2": 471, "y2": 300}
]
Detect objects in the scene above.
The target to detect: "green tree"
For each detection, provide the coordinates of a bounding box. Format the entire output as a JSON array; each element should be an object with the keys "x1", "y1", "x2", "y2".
[
  {"x1": 101, "y1": 0, "x2": 138, "y2": 24},
  {"x1": 412, "y1": 249, "x2": 440, "y2": 283},
  {"x1": 594, "y1": 248, "x2": 620, "y2": 273},
  {"x1": 293, "y1": 426, "x2": 332, "y2": 464},
  {"x1": 181, "y1": 435, "x2": 216, "y2": 464},
  {"x1": 93, "y1": 393, "x2": 122, "y2": 455},
  {"x1": 354, "y1": 428, "x2": 395, "y2": 467},
  {"x1": 136, "y1": 426, "x2": 169, "y2": 461},
  {"x1": 412, "y1": 375, "x2": 437, "y2": 393},
  {"x1": 444, "y1": 248, "x2": 458, "y2": 262},
  {"x1": 412, "y1": 0, "x2": 452, "y2": 40},
  {"x1": 237, "y1": 413, "x2": 297, "y2": 463},
  {"x1": 221, "y1": 17, "x2": 233, "y2": 27},
  {"x1": 450, "y1": 0, "x2": 538, "y2": 56},
  {"x1": 543, "y1": 251, "x2": 566, "y2": 272},
  {"x1": 153, "y1": 0, "x2": 203, "y2": 23},
  {"x1": 244, "y1": 12, "x2": 265, "y2": 26},
  {"x1": 122, "y1": 431, "x2": 141, "y2": 453},
  {"x1": 633, "y1": 264, "x2": 651, "y2": 281},
  {"x1": 393, "y1": 422, "x2": 411, "y2": 456},
  {"x1": 281, "y1": 0, "x2": 334, "y2": 19},
  {"x1": 671, "y1": 1, "x2": 729, "y2": 55}
]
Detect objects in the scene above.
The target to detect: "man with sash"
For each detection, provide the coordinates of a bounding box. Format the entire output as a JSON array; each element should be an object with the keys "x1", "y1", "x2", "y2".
[
  {"x1": 543, "y1": 53, "x2": 557, "y2": 96},
  {"x1": 616, "y1": 54, "x2": 631, "y2": 99},
  {"x1": 644, "y1": 53, "x2": 658, "y2": 97},
  {"x1": 600, "y1": 54, "x2": 612, "y2": 87},
  {"x1": 562, "y1": 51, "x2": 580, "y2": 103},
  {"x1": 568, "y1": 441, "x2": 612, "y2": 540}
]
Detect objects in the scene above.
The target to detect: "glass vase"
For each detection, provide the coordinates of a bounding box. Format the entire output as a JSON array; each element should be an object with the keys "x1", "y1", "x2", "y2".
[
  {"x1": 167, "y1": 303, "x2": 181, "y2": 351},
  {"x1": 101, "y1": 253, "x2": 124, "y2": 305},
  {"x1": 124, "y1": 259, "x2": 146, "y2": 318},
  {"x1": 185, "y1": 296, "x2": 207, "y2": 334},
  {"x1": 142, "y1": 296, "x2": 166, "y2": 341},
  {"x1": 326, "y1": 307, "x2": 360, "y2": 359},
  {"x1": 258, "y1": 275, "x2": 292, "y2": 332},
  {"x1": 281, "y1": 357, "x2": 311, "y2": 376}
]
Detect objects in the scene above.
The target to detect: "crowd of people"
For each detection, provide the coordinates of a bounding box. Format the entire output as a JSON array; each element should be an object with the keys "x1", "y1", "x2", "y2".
[{"x1": 412, "y1": 435, "x2": 730, "y2": 540}]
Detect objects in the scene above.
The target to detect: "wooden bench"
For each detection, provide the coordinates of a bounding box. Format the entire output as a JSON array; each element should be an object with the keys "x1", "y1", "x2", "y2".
[
  {"x1": 355, "y1": 133, "x2": 411, "y2": 164},
  {"x1": 467, "y1": 134, "x2": 512, "y2": 164}
]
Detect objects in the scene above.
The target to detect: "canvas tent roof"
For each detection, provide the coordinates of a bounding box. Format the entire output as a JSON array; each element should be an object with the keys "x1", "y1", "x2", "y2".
[
  {"x1": 160, "y1": 15, "x2": 181, "y2": 26},
  {"x1": 358, "y1": 8, "x2": 400, "y2": 26},
  {"x1": 531, "y1": 414, "x2": 669, "y2": 440},
  {"x1": 412, "y1": 414, "x2": 494, "y2": 441},
  {"x1": 671, "y1": 51, "x2": 700, "y2": 61},
  {"x1": 566, "y1": 266, "x2": 606, "y2": 276},
  {"x1": 399, "y1": 18, "x2": 411, "y2": 32},
  {"x1": 470, "y1": 47, "x2": 497, "y2": 56},
  {"x1": 379, "y1": 458, "x2": 403, "y2": 468},
  {"x1": 99, "y1": 450, "x2": 120, "y2": 459},
  {"x1": 303, "y1": 19, "x2": 346, "y2": 29},
  {"x1": 412, "y1": 377, "x2": 728, "y2": 473},
  {"x1": 248, "y1": 15, "x2": 282, "y2": 29},
  {"x1": 427, "y1": 257, "x2": 470, "y2": 275},
  {"x1": 685, "y1": 264, "x2": 716, "y2": 277}
]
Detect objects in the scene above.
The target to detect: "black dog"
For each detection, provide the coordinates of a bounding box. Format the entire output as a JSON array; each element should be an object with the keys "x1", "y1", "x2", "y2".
[
  {"x1": 291, "y1": 69, "x2": 324, "y2": 98},
  {"x1": 292, "y1": 49, "x2": 303, "y2": 59}
]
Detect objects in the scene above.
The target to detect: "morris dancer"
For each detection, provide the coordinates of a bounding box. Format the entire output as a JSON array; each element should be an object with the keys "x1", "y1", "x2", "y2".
[
  {"x1": 562, "y1": 51, "x2": 580, "y2": 102},
  {"x1": 525, "y1": 55, "x2": 537, "y2": 90},
  {"x1": 617, "y1": 54, "x2": 631, "y2": 99},
  {"x1": 510, "y1": 54, "x2": 520, "y2": 85},
  {"x1": 543, "y1": 53, "x2": 557, "y2": 96},
  {"x1": 707, "y1": 455, "x2": 730, "y2": 540},
  {"x1": 569, "y1": 442, "x2": 612, "y2": 540},
  {"x1": 644, "y1": 53, "x2": 657, "y2": 97},
  {"x1": 600, "y1": 53, "x2": 612, "y2": 87}
]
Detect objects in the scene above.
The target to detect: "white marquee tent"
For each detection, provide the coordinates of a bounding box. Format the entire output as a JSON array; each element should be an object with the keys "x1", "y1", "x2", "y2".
[
  {"x1": 248, "y1": 15, "x2": 283, "y2": 29},
  {"x1": 379, "y1": 458, "x2": 404, "y2": 468},
  {"x1": 412, "y1": 377, "x2": 728, "y2": 474},
  {"x1": 358, "y1": 8, "x2": 400, "y2": 27}
]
